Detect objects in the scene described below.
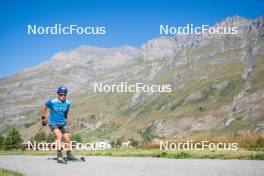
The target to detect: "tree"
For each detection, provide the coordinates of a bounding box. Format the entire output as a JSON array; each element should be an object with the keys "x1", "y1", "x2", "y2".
[
  {"x1": 142, "y1": 127, "x2": 154, "y2": 142},
  {"x1": 0, "y1": 135, "x2": 5, "y2": 150},
  {"x1": 4, "y1": 128, "x2": 23, "y2": 150}
]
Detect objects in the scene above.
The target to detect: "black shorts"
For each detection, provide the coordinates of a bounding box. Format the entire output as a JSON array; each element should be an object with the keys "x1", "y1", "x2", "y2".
[{"x1": 49, "y1": 123, "x2": 69, "y2": 134}]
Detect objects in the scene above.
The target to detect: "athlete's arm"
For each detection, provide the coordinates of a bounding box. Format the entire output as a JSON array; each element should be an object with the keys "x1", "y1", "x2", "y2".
[
  {"x1": 65, "y1": 108, "x2": 69, "y2": 119},
  {"x1": 41, "y1": 104, "x2": 47, "y2": 126},
  {"x1": 41, "y1": 105, "x2": 47, "y2": 117}
]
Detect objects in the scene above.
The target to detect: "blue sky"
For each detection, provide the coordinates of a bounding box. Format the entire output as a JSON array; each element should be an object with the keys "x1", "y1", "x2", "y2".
[{"x1": 0, "y1": 0, "x2": 263, "y2": 78}]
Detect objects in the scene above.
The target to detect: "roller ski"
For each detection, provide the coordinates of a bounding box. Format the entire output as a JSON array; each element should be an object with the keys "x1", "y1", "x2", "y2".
[
  {"x1": 47, "y1": 157, "x2": 67, "y2": 164},
  {"x1": 57, "y1": 156, "x2": 67, "y2": 164},
  {"x1": 47, "y1": 156, "x2": 85, "y2": 163},
  {"x1": 57, "y1": 150, "x2": 67, "y2": 164},
  {"x1": 47, "y1": 150, "x2": 67, "y2": 164},
  {"x1": 48, "y1": 151, "x2": 85, "y2": 164},
  {"x1": 66, "y1": 151, "x2": 85, "y2": 162}
]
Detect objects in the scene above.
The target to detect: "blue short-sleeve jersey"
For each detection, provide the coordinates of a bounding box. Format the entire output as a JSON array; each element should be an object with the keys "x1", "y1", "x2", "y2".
[{"x1": 45, "y1": 98, "x2": 70, "y2": 125}]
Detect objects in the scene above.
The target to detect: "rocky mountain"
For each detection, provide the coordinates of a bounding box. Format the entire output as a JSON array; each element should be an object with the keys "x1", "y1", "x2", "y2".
[{"x1": 0, "y1": 15, "x2": 264, "y2": 141}]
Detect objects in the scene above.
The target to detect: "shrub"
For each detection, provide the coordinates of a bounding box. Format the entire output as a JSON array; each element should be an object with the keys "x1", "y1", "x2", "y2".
[
  {"x1": 129, "y1": 138, "x2": 139, "y2": 147},
  {"x1": 198, "y1": 106, "x2": 205, "y2": 112},
  {"x1": 173, "y1": 151, "x2": 191, "y2": 158},
  {"x1": 115, "y1": 137, "x2": 122, "y2": 148},
  {"x1": 250, "y1": 152, "x2": 264, "y2": 160},
  {"x1": 32, "y1": 131, "x2": 46, "y2": 142},
  {"x1": 4, "y1": 128, "x2": 23, "y2": 150},
  {"x1": 71, "y1": 133, "x2": 82, "y2": 143},
  {"x1": 31, "y1": 131, "x2": 55, "y2": 143},
  {"x1": 46, "y1": 133, "x2": 55, "y2": 143},
  {"x1": 152, "y1": 151, "x2": 168, "y2": 158}
]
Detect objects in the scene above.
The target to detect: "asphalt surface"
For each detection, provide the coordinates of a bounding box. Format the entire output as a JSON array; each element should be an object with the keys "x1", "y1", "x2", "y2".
[{"x1": 0, "y1": 156, "x2": 264, "y2": 176}]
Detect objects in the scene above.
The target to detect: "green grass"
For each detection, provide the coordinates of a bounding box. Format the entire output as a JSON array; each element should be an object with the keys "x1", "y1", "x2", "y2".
[
  {"x1": 0, "y1": 148, "x2": 263, "y2": 160},
  {"x1": 0, "y1": 168, "x2": 23, "y2": 176},
  {"x1": 82, "y1": 122, "x2": 121, "y2": 141},
  {"x1": 213, "y1": 119, "x2": 253, "y2": 135}
]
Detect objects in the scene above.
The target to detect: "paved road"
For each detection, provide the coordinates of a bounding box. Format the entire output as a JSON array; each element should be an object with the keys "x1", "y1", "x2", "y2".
[{"x1": 0, "y1": 156, "x2": 264, "y2": 176}]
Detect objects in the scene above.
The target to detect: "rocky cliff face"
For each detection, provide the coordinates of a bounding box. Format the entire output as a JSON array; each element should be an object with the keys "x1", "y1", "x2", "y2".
[{"x1": 0, "y1": 15, "x2": 264, "y2": 140}]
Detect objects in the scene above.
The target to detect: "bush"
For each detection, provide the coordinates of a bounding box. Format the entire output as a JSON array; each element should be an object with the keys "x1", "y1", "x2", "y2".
[
  {"x1": 46, "y1": 133, "x2": 55, "y2": 143},
  {"x1": 32, "y1": 131, "x2": 46, "y2": 142},
  {"x1": 250, "y1": 152, "x2": 264, "y2": 160},
  {"x1": 129, "y1": 138, "x2": 139, "y2": 147},
  {"x1": 198, "y1": 106, "x2": 205, "y2": 112},
  {"x1": 152, "y1": 151, "x2": 168, "y2": 158},
  {"x1": 115, "y1": 138, "x2": 122, "y2": 148},
  {"x1": 31, "y1": 131, "x2": 55, "y2": 143},
  {"x1": 71, "y1": 133, "x2": 82, "y2": 143},
  {"x1": 4, "y1": 128, "x2": 23, "y2": 150},
  {"x1": 173, "y1": 151, "x2": 191, "y2": 159}
]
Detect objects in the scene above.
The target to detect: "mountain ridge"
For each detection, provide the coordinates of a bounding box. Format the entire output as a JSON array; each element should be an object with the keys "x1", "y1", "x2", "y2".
[{"x1": 0, "y1": 15, "x2": 264, "y2": 141}]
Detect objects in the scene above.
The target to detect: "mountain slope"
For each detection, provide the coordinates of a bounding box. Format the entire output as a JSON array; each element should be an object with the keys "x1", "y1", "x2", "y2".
[{"x1": 0, "y1": 15, "x2": 264, "y2": 141}]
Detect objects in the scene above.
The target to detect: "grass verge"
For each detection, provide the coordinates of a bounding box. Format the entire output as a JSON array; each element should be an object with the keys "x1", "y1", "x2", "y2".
[
  {"x1": 0, "y1": 168, "x2": 24, "y2": 176},
  {"x1": 0, "y1": 148, "x2": 263, "y2": 160}
]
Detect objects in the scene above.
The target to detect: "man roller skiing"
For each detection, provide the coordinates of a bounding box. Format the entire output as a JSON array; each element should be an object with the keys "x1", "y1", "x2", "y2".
[{"x1": 41, "y1": 86, "x2": 77, "y2": 163}]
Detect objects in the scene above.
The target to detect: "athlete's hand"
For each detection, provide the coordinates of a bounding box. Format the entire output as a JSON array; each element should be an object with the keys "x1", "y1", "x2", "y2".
[{"x1": 41, "y1": 116, "x2": 47, "y2": 126}]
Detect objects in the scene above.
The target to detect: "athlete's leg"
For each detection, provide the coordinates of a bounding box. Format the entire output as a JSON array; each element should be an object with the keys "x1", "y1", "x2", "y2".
[
  {"x1": 63, "y1": 132, "x2": 71, "y2": 151},
  {"x1": 53, "y1": 128, "x2": 62, "y2": 150},
  {"x1": 63, "y1": 132, "x2": 76, "y2": 160},
  {"x1": 53, "y1": 128, "x2": 64, "y2": 162}
]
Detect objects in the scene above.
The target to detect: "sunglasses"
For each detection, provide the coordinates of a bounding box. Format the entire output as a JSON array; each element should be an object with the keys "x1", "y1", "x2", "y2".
[{"x1": 59, "y1": 94, "x2": 67, "y2": 97}]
